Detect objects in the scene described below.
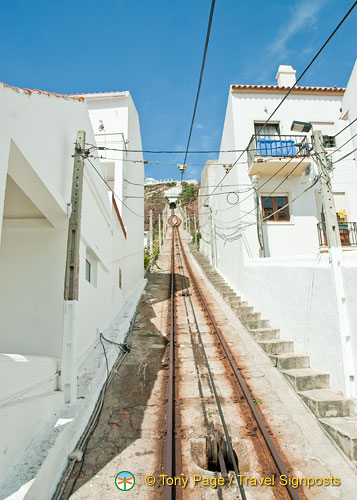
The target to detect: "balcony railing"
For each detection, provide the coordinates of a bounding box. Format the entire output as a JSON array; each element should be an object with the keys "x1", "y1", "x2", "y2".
[
  {"x1": 317, "y1": 222, "x2": 357, "y2": 247},
  {"x1": 248, "y1": 134, "x2": 310, "y2": 164}
]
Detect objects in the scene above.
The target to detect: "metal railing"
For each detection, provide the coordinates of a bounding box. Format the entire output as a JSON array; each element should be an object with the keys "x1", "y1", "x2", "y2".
[
  {"x1": 317, "y1": 221, "x2": 357, "y2": 246},
  {"x1": 248, "y1": 134, "x2": 310, "y2": 164}
]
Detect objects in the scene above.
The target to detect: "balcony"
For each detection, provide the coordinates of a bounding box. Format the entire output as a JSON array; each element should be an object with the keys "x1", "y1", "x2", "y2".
[
  {"x1": 247, "y1": 134, "x2": 311, "y2": 177},
  {"x1": 317, "y1": 222, "x2": 357, "y2": 247}
]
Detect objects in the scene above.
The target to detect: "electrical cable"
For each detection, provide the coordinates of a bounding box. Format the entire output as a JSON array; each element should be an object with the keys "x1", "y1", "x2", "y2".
[
  {"x1": 182, "y1": 0, "x2": 216, "y2": 176},
  {"x1": 333, "y1": 116, "x2": 357, "y2": 138},
  {"x1": 326, "y1": 131, "x2": 357, "y2": 158},
  {"x1": 213, "y1": 176, "x2": 321, "y2": 242},
  {"x1": 85, "y1": 157, "x2": 144, "y2": 218},
  {"x1": 331, "y1": 146, "x2": 357, "y2": 164},
  {"x1": 201, "y1": 1, "x2": 357, "y2": 206}
]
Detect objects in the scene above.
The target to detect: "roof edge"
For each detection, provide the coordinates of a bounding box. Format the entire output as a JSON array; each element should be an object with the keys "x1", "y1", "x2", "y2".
[
  {"x1": 0, "y1": 81, "x2": 85, "y2": 102},
  {"x1": 231, "y1": 84, "x2": 345, "y2": 96}
]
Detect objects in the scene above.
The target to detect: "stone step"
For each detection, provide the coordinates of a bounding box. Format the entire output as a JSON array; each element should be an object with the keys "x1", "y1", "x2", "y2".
[
  {"x1": 258, "y1": 339, "x2": 294, "y2": 354},
  {"x1": 249, "y1": 328, "x2": 280, "y2": 341},
  {"x1": 269, "y1": 353, "x2": 310, "y2": 370},
  {"x1": 235, "y1": 305, "x2": 254, "y2": 315},
  {"x1": 226, "y1": 296, "x2": 242, "y2": 307},
  {"x1": 319, "y1": 416, "x2": 357, "y2": 461},
  {"x1": 245, "y1": 318, "x2": 271, "y2": 329},
  {"x1": 240, "y1": 312, "x2": 262, "y2": 322},
  {"x1": 281, "y1": 368, "x2": 330, "y2": 391},
  {"x1": 298, "y1": 389, "x2": 354, "y2": 418}
]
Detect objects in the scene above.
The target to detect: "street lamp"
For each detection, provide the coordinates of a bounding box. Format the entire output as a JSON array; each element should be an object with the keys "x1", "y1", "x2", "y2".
[{"x1": 290, "y1": 120, "x2": 312, "y2": 133}]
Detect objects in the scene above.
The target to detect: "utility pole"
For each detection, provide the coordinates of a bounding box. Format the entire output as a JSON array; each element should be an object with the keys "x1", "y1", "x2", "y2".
[
  {"x1": 149, "y1": 209, "x2": 153, "y2": 271},
  {"x1": 188, "y1": 214, "x2": 191, "y2": 235},
  {"x1": 158, "y1": 213, "x2": 162, "y2": 253},
  {"x1": 62, "y1": 130, "x2": 86, "y2": 404},
  {"x1": 314, "y1": 129, "x2": 355, "y2": 397},
  {"x1": 194, "y1": 213, "x2": 197, "y2": 247}
]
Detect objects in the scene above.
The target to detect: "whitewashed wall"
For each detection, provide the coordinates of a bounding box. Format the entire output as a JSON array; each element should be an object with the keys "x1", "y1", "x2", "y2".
[{"x1": 243, "y1": 253, "x2": 357, "y2": 395}]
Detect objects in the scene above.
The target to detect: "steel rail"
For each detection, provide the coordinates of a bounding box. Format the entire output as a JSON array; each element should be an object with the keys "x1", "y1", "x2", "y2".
[
  {"x1": 164, "y1": 226, "x2": 176, "y2": 500},
  {"x1": 173, "y1": 229, "x2": 246, "y2": 499},
  {"x1": 176, "y1": 229, "x2": 302, "y2": 500}
]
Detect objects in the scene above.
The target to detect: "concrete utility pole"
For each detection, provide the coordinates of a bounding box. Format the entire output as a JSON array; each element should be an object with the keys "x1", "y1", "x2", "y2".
[
  {"x1": 188, "y1": 214, "x2": 191, "y2": 235},
  {"x1": 158, "y1": 213, "x2": 162, "y2": 253},
  {"x1": 63, "y1": 130, "x2": 86, "y2": 404},
  {"x1": 194, "y1": 213, "x2": 197, "y2": 247},
  {"x1": 314, "y1": 130, "x2": 355, "y2": 397},
  {"x1": 149, "y1": 209, "x2": 153, "y2": 271}
]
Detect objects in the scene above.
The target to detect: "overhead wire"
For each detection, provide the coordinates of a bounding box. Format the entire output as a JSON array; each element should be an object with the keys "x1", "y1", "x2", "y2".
[
  {"x1": 333, "y1": 116, "x2": 357, "y2": 138},
  {"x1": 182, "y1": 0, "x2": 216, "y2": 178},
  {"x1": 201, "y1": 1, "x2": 357, "y2": 206},
  {"x1": 85, "y1": 157, "x2": 144, "y2": 218}
]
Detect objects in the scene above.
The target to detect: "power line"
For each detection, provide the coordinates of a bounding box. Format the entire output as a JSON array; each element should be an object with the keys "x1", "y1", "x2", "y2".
[
  {"x1": 183, "y1": 0, "x2": 216, "y2": 170},
  {"x1": 333, "y1": 116, "x2": 357, "y2": 138},
  {"x1": 211, "y1": 154, "x2": 313, "y2": 228},
  {"x1": 202, "y1": 144, "x2": 312, "y2": 213},
  {"x1": 201, "y1": 1, "x2": 357, "y2": 206},
  {"x1": 213, "y1": 176, "x2": 321, "y2": 242},
  {"x1": 331, "y1": 146, "x2": 357, "y2": 164},
  {"x1": 326, "y1": 131, "x2": 357, "y2": 158},
  {"x1": 86, "y1": 157, "x2": 144, "y2": 218}
]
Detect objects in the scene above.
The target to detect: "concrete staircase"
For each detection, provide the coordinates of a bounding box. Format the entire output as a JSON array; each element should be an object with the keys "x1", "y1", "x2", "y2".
[{"x1": 190, "y1": 246, "x2": 357, "y2": 462}]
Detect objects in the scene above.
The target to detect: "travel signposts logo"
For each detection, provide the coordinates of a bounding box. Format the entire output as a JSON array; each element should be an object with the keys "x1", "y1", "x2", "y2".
[{"x1": 115, "y1": 471, "x2": 135, "y2": 491}]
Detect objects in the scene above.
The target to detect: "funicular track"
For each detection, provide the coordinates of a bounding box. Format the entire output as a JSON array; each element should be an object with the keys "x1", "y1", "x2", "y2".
[{"x1": 164, "y1": 213, "x2": 303, "y2": 500}]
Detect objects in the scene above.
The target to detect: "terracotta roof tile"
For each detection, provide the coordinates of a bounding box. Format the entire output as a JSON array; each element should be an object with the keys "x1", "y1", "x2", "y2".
[
  {"x1": 1, "y1": 81, "x2": 85, "y2": 101},
  {"x1": 231, "y1": 84, "x2": 345, "y2": 94}
]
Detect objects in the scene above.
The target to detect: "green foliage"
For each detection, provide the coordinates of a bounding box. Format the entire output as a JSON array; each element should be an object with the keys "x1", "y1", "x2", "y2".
[
  {"x1": 181, "y1": 184, "x2": 198, "y2": 206},
  {"x1": 196, "y1": 231, "x2": 202, "y2": 250}
]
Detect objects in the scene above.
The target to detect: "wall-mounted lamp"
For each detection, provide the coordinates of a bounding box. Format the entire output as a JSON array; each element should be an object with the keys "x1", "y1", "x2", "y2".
[{"x1": 290, "y1": 120, "x2": 312, "y2": 133}]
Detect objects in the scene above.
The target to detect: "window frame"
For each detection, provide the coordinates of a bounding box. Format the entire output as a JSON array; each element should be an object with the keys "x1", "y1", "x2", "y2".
[{"x1": 261, "y1": 194, "x2": 290, "y2": 222}]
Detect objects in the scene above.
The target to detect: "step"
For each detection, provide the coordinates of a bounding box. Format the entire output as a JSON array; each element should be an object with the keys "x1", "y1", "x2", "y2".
[
  {"x1": 298, "y1": 389, "x2": 354, "y2": 418},
  {"x1": 281, "y1": 368, "x2": 330, "y2": 391},
  {"x1": 245, "y1": 318, "x2": 271, "y2": 329},
  {"x1": 258, "y1": 339, "x2": 294, "y2": 355},
  {"x1": 225, "y1": 296, "x2": 242, "y2": 307},
  {"x1": 269, "y1": 353, "x2": 310, "y2": 370},
  {"x1": 319, "y1": 416, "x2": 357, "y2": 461},
  {"x1": 249, "y1": 328, "x2": 280, "y2": 342},
  {"x1": 240, "y1": 312, "x2": 262, "y2": 322},
  {"x1": 235, "y1": 305, "x2": 254, "y2": 315}
]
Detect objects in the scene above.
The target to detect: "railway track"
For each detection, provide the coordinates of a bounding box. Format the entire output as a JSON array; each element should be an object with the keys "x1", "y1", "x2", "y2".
[{"x1": 164, "y1": 213, "x2": 303, "y2": 500}]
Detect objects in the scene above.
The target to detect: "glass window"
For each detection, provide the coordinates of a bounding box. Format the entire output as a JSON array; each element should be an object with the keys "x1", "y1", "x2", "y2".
[
  {"x1": 262, "y1": 195, "x2": 290, "y2": 222},
  {"x1": 85, "y1": 259, "x2": 91, "y2": 282}
]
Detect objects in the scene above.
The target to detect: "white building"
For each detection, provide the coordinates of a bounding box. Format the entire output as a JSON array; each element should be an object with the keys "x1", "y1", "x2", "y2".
[
  {"x1": 199, "y1": 64, "x2": 357, "y2": 397},
  {"x1": 0, "y1": 84, "x2": 145, "y2": 497},
  {"x1": 341, "y1": 59, "x2": 357, "y2": 165}
]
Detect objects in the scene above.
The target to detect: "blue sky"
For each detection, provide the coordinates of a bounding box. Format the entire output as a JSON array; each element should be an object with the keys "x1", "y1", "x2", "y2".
[{"x1": 0, "y1": 0, "x2": 356, "y2": 181}]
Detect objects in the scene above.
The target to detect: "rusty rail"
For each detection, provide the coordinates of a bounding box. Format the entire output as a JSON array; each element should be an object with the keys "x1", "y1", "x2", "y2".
[
  {"x1": 176, "y1": 228, "x2": 302, "y2": 500},
  {"x1": 164, "y1": 225, "x2": 176, "y2": 500}
]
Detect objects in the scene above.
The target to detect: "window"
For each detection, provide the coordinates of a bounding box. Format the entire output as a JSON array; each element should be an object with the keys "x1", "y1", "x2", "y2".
[
  {"x1": 85, "y1": 248, "x2": 98, "y2": 287},
  {"x1": 322, "y1": 135, "x2": 336, "y2": 148},
  {"x1": 262, "y1": 195, "x2": 290, "y2": 222},
  {"x1": 119, "y1": 267, "x2": 122, "y2": 289},
  {"x1": 85, "y1": 259, "x2": 91, "y2": 282},
  {"x1": 254, "y1": 122, "x2": 280, "y2": 136}
]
